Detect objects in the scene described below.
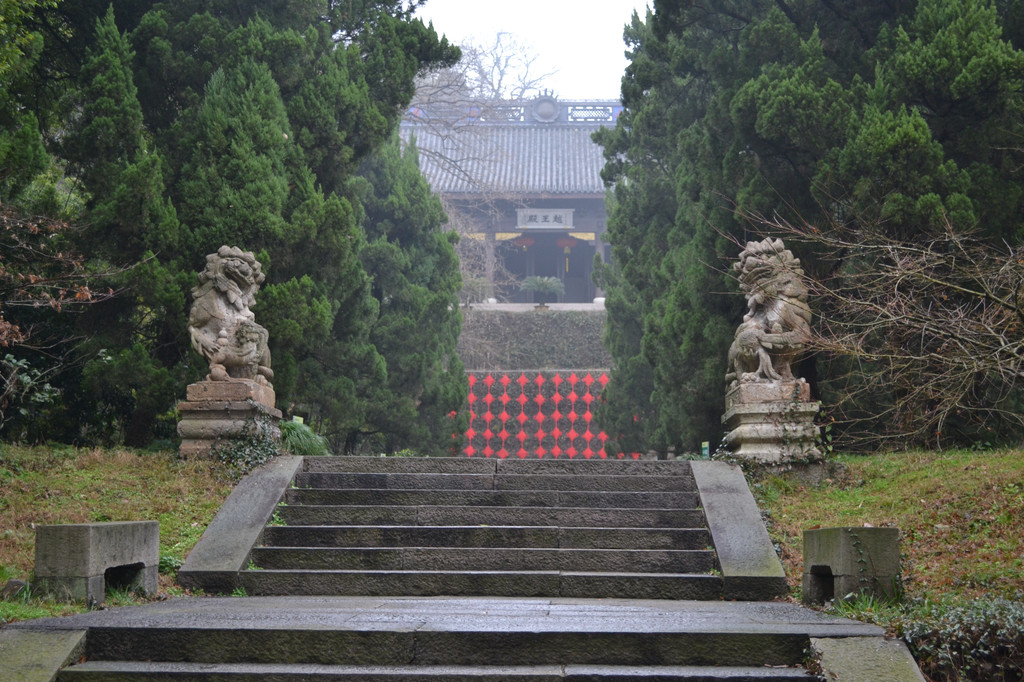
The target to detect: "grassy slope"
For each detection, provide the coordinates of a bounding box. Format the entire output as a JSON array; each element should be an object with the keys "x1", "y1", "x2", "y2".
[
  {"x1": 755, "y1": 449, "x2": 1024, "y2": 601},
  {"x1": 0, "y1": 444, "x2": 233, "y2": 622}
]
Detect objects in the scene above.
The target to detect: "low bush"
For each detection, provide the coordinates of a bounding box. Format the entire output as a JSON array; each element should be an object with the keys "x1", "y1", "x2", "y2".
[
  {"x1": 280, "y1": 419, "x2": 329, "y2": 457},
  {"x1": 829, "y1": 594, "x2": 1024, "y2": 681},
  {"x1": 897, "y1": 596, "x2": 1024, "y2": 682}
]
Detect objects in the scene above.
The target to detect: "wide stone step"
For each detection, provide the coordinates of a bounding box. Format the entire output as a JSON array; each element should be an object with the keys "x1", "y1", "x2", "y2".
[
  {"x1": 303, "y1": 456, "x2": 498, "y2": 474},
  {"x1": 60, "y1": 660, "x2": 814, "y2": 680},
  {"x1": 276, "y1": 505, "x2": 706, "y2": 528},
  {"x1": 20, "y1": 596, "x2": 883, "y2": 678},
  {"x1": 260, "y1": 526, "x2": 712, "y2": 550},
  {"x1": 239, "y1": 569, "x2": 725, "y2": 599},
  {"x1": 249, "y1": 546, "x2": 718, "y2": 573},
  {"x1": 302, "y1": 456, "x2": 695, "y2": 477},
  {"x1": 293, "y1": 472, "x2": 693, "y2": 492},
  {"x1": 493, "y1": 459, "x2": 695, "y2": 477},
  {"x1": 66, "y1": 607, "x2": 826, "y2": 668},
  {"x1": 285, "y1": 488, "x2": 701, "y2": 509}
]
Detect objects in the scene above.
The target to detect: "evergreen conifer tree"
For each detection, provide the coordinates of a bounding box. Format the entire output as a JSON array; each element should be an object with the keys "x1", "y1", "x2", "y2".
[
  {"x1": 354, "y1": 134, "x2": 465, "y2": 455},
  {"x1": 598, "y1": 1, "x2": 1024, "y2": 450},
  {"x1": 60, "y1": 5, "x2": 188, "y2": 446}
]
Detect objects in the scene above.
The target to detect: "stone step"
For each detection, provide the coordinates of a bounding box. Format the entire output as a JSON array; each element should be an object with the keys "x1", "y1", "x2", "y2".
[
  {"x1": 249, "y1": 546, "x2": 718, "y2": 573},
  {"x1": 54, "y1": 597, "x2": 852, "y2": 668},
  {"x1": 303, "y1": 456, "x2": 497, "y2": 474},
  {"x1": 60, "y1": 661, "x2": 814, "y2": 680},
  {"x1": 285, "y1": 488, "x2": 701, "y2": 509},
  {"x1": 237, "y1": 570, "x2": 724, "y2": 599},
  {"x1": 293, "y1": 472, "x2": 694, "y2": 492},
  {"x1": 259, "y1": 526, "x2": 712, "y2": 550},
  {"x1": 302, "y1": 456, "x2": 695, "y2": 477},
  {"x1": 493, "y1": 459, "x2": 695, "y2": 477},
  {"x1": 276, "y1": 505, "x2": 706, "y2": 528}
]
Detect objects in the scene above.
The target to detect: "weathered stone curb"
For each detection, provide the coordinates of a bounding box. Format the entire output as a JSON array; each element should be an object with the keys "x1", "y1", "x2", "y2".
[
  {"x1": 811, "y1": 636, "x2": 926, "y2": 681},
  {"x1": 690, "y1": 460, "x2": 788, "y2": 600},
  {"x1": 0, "y1": 628, "x2": 85, "y2": 682},
  {"x1": 178, "y1": 455, "x2": 302, "y2": 594}
]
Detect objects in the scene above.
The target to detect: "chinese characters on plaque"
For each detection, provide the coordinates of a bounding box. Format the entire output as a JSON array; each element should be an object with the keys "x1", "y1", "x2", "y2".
[{"x1": 517, "y1": 208, "x2": 574, "y2": 230}]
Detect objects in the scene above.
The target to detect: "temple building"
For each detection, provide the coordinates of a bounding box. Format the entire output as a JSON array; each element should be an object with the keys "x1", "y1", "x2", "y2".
[{"x1": 404, "y1": 95, "x2": 620, "y2": 304}]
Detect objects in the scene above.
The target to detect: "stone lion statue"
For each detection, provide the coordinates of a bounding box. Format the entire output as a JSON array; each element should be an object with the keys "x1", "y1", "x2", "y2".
[
  {"x1": 725, "y1": 238, "x2": 811, "y2": 389},
  {"x1": 188, "y1": 245, "x2": 273, "y2": 386}
]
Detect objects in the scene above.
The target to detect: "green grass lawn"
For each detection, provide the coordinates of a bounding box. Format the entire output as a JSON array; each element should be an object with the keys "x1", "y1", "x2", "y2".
[
  {"x1": 755, "y1": 448, "x2": 1024, "y2": 601},
  {"x1": 0, "y1": 443, "x2": 233, "y2": 623}
]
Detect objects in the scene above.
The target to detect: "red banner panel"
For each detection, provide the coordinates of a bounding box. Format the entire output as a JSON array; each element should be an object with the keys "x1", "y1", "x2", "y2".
[{"x1": 464, "y1": 371, "x2": 634, "y2": 459}]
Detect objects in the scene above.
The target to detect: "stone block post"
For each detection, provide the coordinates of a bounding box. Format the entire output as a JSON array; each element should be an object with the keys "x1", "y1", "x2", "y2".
[
  {"x1": 34, "y1": 521, "x2": 159, "y2": 604},
  {"x1": 802, "y1": 526, "x2": 901, "y2": 605},
  {"x1": 176, "y1": 379, "x2": 281, "y2": 457},
  {"x1": 722, "y1": 382, "x2": 820, "y2": 464}
]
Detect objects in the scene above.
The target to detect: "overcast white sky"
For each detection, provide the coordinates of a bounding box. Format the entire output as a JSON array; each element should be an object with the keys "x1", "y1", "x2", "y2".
[{"x1": 414, "y1": 0, "x2": 650, "y2": 100}]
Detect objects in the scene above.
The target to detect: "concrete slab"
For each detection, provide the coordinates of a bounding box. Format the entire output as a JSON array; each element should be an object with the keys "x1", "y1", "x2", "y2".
[
  {"x1": 302, "y1": 456, "x2": 497, "y2": 474},
  {"x1": 5, "y1": 596, "x2": 882, "y2": 671},
  {"x1": 250, "y1": 546, "x2": 716, "y2": 574},
  {"x1": 495, "y1": 459, "x2": 692, "y2": 476},
  {"x1": 295, "y1": 472, "x2": 497, "y2": 490},
  {"x1": 493, "y1": 473, "x2": 690, "y2": 492},
  {"x1": 811, "y1": 636, "x2": 926, "y2": 682},
  {"x1": 469, "y1": 302, "x2": 605, "y2": 312}
]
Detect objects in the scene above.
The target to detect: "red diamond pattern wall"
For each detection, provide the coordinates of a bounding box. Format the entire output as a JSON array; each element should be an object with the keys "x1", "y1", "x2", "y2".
[{"x1": 464, "y1": 371, "x2": 634, "y2": 459}]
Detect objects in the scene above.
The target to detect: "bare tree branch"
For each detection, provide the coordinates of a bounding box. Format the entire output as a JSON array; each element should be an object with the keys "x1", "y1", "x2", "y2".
[{"x1": 745, "y1": 210, "x2": 1024, "y2": 449}]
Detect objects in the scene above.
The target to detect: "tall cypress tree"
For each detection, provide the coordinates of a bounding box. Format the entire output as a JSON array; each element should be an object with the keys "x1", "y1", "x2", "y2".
[
  {"x1": 2, "y1": 0, "x2": 459, "y2": 447},
  {"x1": 178, "y1": 59, "x2": 294, "y2": 255},
  {"x1": 59, "y1": 5, "x2": 189, "y2": 446},
  {"x1": 598, "y1": 0, "x2": 1024, "y2": 451},
  {"x1": 354, "y1": 134, "x2": 466, "y2": 455}
]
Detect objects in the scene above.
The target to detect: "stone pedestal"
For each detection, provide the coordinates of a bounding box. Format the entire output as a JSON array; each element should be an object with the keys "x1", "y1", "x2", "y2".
[
  {"x1": 177, "y1": 379, "x2": 282, "y2": 457},
  {"x1": 722, "y1": 381, "x2": 821, "y2": 465}
]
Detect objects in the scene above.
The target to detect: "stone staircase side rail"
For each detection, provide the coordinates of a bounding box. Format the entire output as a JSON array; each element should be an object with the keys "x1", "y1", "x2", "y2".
[
  {"x1": 178, "y1": 455, "x2": 302, "y2": 594},
  {"x1": 0, "y1": 628, "x2": 86, "y2": 682},
  {"x1": 690, "y1": 460, "x2": 788, "y2": 600}
]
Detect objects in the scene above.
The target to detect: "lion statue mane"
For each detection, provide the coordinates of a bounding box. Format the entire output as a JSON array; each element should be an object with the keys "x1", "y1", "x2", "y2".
[
  {"x1": 725, "y1": 238, "x2": 811, "y2": 390},
  {"x1": 188, "y1": 245, "x2": 273, "y2": 386}
]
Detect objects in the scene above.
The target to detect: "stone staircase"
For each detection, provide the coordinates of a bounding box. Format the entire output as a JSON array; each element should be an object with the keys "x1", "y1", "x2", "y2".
[
  {"x1": 2, "y1": 455, "x2": 918, "y2": 680},
  {"x1": 241, "y1": 456, "x2": 725, "y2": 600}
]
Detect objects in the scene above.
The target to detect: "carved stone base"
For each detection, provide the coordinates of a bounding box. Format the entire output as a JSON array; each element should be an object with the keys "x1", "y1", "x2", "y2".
[
  {"x1": 722, "y1": 381, "x2": 821, "y2": 465},
  {"x1": 177, "y1": 380, "x2": 282, "y2": 458}
]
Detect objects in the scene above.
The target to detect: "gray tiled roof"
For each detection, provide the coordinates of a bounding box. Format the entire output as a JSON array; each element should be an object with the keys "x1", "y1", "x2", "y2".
[{"x1": 405, "y1": 123, "x2": 610, "y2": 196}]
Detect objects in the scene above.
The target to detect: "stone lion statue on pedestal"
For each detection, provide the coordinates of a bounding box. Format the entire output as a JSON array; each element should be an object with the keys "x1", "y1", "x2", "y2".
[
  {"x1": 725, "y1": 238, "x2": 811, "y2": 390},
  {"x1": 188, "y1": 245, "x2": 274, "y2": 386}
]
